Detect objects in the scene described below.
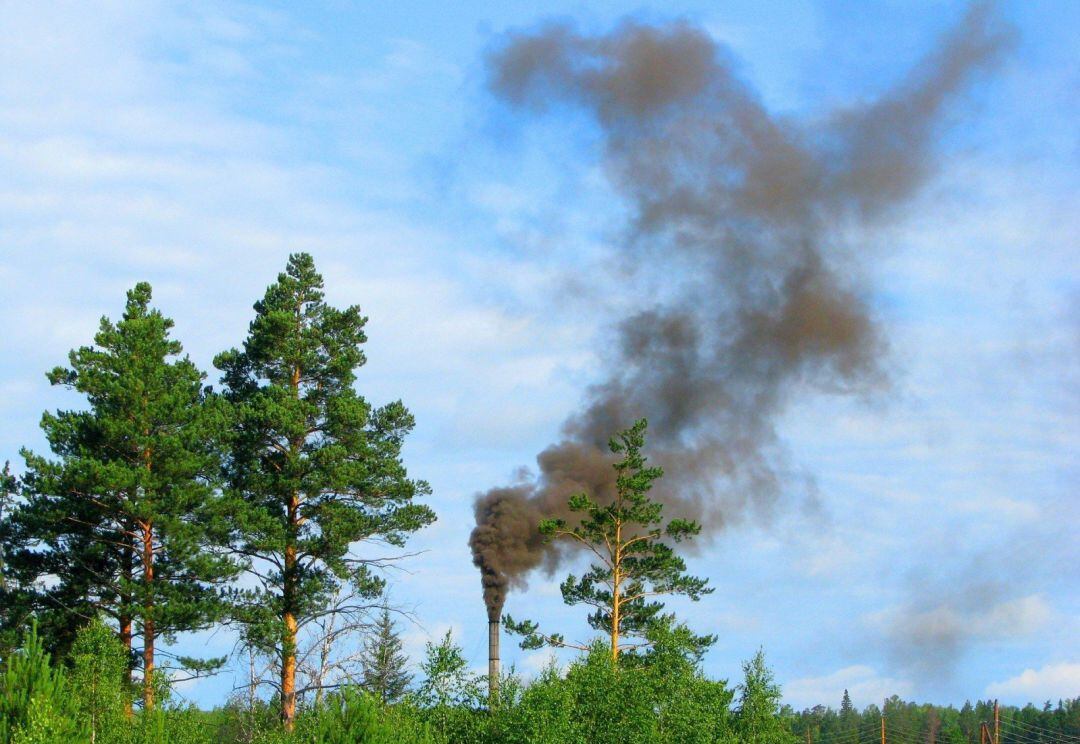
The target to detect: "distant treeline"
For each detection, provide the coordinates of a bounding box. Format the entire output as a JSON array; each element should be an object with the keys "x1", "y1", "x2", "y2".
[{"x1": 788, "y1": 694, "x2": 1080, "y2": 744}]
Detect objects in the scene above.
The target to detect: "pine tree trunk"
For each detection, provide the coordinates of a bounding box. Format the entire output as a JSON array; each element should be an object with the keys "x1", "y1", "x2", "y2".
[
  {"x1": 281, "y1": 608, "x2": 297, "y2": 730},
  {"x1": 141, "y1": 520, "x2": 155, "y2": 710},
  {"x1": 281, "y1": 566, "x2": 298, "y2": 728},
  {"x1": 281, "y1": 491, "x2": 300, "y2": 731},
  {"x1": 280, "y1": 364, "x2": 303, "y2": 731},
  {"x1": 611, "y1": 521, "x2": 621, "y2": 665},
  {"x1": 121, "y1": 536, "x2": 134, "y2": 718}
]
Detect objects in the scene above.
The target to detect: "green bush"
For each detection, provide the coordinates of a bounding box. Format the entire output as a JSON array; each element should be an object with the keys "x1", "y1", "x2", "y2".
[
  {"x1": 69, "y1": 618, "x2": 129, "y2": 743},
  {"x1": 495, "y1": 627, "x2": 735, "y2": 744},
  {"x1": 124, "y1": 706, "x2": 218, "y2": 744},
  {"x1": 290, "y1": 688, "x2": 432, "y2": 744},
  {"x1": 0, "y1": 624, "x2": 85, "y2": 744}
]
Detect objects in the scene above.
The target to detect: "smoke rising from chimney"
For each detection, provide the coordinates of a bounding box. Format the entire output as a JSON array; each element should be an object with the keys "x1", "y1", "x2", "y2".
[{"x1": 470, "y1": 5, "x2": 1012, "y2": 620}]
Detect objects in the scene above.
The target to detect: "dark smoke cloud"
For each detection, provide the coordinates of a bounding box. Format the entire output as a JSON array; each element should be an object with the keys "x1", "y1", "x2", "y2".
[
  {"x1": 471, "y1": 4, "x2": 1012, "y2": 619},
  {"x1": 877, "y1": 503, "x2": 1074, "y2": 681},
  {"x1": 879, "y1": 581, "x2": 1051, "y2": 682}
]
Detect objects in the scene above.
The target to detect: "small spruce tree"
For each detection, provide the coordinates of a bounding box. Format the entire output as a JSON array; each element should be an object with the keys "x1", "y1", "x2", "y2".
[
  {"x1": 840, "y1": 689, "x2": 854, "y2": 717},
  {"x1": 361, "y1": 608, "x2": 413, "y2": 704},
  {"x1": 840, "y1": 687, "x2": 858, "y2": 738}
]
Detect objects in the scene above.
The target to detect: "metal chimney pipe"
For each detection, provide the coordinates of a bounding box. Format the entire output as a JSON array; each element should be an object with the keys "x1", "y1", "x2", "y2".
[{"x1": 488, "y1": 616, "x2": 500, "y2": 703}]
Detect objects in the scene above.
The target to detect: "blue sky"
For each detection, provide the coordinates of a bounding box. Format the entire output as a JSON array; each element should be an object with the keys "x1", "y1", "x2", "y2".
[{"x1": 1, "y1": 0, "x2": 1076, "y2": 711}]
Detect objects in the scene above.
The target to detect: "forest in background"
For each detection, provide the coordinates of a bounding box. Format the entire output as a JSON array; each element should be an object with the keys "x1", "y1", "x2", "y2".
[{"x1": 0, "y1": 254, "x2": 1075, "y2": 744}]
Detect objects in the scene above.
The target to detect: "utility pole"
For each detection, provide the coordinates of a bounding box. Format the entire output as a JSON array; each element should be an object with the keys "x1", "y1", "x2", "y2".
[
  {"x1": 806, "y1": 727, "x2": 812, "y2": 744},
  {"x1": 881, "y1": 709, "x2": 886, "y2": 744}
]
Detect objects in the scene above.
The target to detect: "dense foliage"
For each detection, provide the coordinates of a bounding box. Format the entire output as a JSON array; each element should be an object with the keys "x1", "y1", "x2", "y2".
[
  {"x1": 215, "y1": 254, "x2": 434, "y2": 728},
  {"x1": 3, "y1": 283, "x2": 235, "y2": 707},
  {"x1": 0, "y1": 621, "x2": 1077, "y2": 744},
  {"x1": 0, "y1": 255, "x2": 1075, "y2": 742}
]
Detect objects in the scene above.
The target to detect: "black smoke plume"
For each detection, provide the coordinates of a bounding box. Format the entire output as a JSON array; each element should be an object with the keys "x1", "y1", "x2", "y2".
[{"x1": 471, "y1": 4, "x2": 1012, "y2": 620}]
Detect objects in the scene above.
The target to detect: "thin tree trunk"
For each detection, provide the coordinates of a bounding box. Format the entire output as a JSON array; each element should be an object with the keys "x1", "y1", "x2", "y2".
[
  {"x1": 141, "y1": 520, "x2": 155, "y2": 710},
  {"x1": 281, "y1": 488, "x2": 300, "y2": 730},
  {"x1": 280, "y1": 363, "x2": 303, "y2": 730},
  {"x1": 611, "y1": 521, "x2": 621, "y2": 665},
  {"x1": 248, "y1": 646, "x2": 257, "y2": 711},
  {"x1": 120, "y1": 613, "x2": 133, "y2": 716},
  {"x1": 314, "y1": 619, "x2": 332, "y2": 707},
  {"x1": 121, "y1": 536, "x2": 134, "y2": 718}
]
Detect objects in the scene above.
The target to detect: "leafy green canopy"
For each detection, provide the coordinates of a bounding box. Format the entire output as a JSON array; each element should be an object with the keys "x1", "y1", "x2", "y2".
[
  {"x1": 70, "y1": 618, "x2": 129, "y2": 743},
  {"x1": 736, "y1": 649, "x2": 796, "y2": 744}
]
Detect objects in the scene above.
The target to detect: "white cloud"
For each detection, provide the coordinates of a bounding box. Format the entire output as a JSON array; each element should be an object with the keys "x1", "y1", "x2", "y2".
[
  {"x1": 986, "y1": 662, "x2": 1080, "y2": 702},
  {"x1": 784, "y1": 665, "x2": 913, "y2": 710}
]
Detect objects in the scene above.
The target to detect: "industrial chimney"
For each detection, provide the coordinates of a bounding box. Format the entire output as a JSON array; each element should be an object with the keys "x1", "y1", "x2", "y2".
[{"x1": 487, "y1": 612, "x2": 500, "y2": 703}]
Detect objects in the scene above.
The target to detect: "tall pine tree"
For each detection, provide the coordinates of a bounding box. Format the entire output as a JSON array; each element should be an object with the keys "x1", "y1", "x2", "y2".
[
  {"x1": 216, "y1": 253, "x2": 434, "y2": 729},
  {"x1": 10, "y1": 283, "x2": 236, "y2": 708}
]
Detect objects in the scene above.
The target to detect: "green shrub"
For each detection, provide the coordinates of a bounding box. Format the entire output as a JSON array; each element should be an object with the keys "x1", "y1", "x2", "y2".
[
  {"x1": 125, "y1": 706, "x2": 217, "y2": 744},
  {"x1": 294, "y1": 687, "x2": 433, "y2": 744},
  {"x1": 0, "y1": 624, "x2": 85, "y2": 744},
  {"x1": 69, "y1": 618, "x2": 129, "y2": 743},
  {"x1": 494, "y1": 626, "x2": 735, "y2": 744}
]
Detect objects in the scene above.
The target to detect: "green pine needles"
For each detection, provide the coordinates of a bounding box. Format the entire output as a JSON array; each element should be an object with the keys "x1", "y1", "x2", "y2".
[
  {"x1": 505, "y1": 418, "x2": 714, "y2": 663},
  {"x1": 10, "y1": 282, "x2": 237, "y2": 709},
  {"x1": 0, "y1": 254, "x2": 435, "y2": 731},
  {"x1": 215, "y1": 253, "x2": 435, "y2": 730},
  {"x1": 361, "y1": 608, "x2": 413, "y2": 705},
  {"x1": 0, "y1": 623, "x2": 84, "y2": 744}
]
